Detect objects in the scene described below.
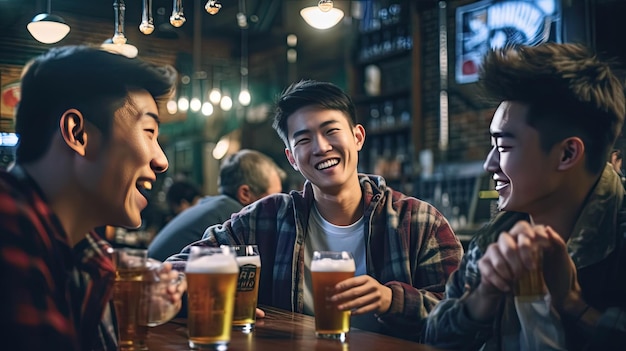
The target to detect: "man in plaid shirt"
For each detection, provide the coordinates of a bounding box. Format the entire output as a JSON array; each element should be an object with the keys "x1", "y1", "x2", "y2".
[
  {"x1": 167, "y1": 80, "x2": 463, "y2": 341},
  {"x1": 0, "y1": 46, "x2": 182, "y2": 350}
]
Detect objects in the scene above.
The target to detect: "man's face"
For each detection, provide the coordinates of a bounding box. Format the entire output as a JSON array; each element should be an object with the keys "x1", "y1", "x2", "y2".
[
  {"x1": 79, "y1": 89, "x2": 168, "y2": 228},
  {"x1": 484, "y1": 101, "x2": 562, "y2": 213},
  {"x1": 284, "y1": 106, "x2": 364, "y2": 194}
]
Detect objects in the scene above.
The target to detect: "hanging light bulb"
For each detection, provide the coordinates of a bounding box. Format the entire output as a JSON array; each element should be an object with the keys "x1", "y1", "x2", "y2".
[
  {"x1": 201, "y1": 102, "x2": 214, "y2": 116},
  {"x1": 170, "y1": 0, "x2": 186, "y2": 27},
  {"x1": 166, "y1": 99, "x2": 178, "y2": 114},
  {"x1": 139, "y1": 0, "x2": 154, "y2": 35},
  {"x1": 238, "y1": 89, "x2": 251, "y2": 106},
  {"x1": 209, "y1": 88, "x2": 222, "y2": 104},
  {"x1": 205, "y1": 0, "x2": 222, "y2": 15},
  {"x1": 220, "y1": 95, "x2": 233, "y2": 111},
  {"x1": 190, "y1": 97, "x2": 202, "y2": 112},
  {"x1": 178, "y1": 96, "x2": 189, "y2": 111}
]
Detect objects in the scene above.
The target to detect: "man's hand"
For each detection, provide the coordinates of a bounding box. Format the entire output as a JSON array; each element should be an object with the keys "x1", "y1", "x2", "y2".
[
  {"x1": 330, "y1": 275, "x2": 392, "y2": 315},
  {"x1": 159, "y1": 262, "x2": 187, "y2": 304}
]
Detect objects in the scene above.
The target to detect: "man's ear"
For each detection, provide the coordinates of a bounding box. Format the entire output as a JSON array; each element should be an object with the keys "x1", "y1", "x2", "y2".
[
  {"x1": 236, "y1": 184, "x2": 253, "y2": 205},
  {"x1": 354, "y1": 124, "x2": 366, "y2": 151},
  {"x1": 285, "y1": 147, "x2": 298, "y2": 171},
  {"x1": 557, "y1": 137, "x2": 584, "y2": 171},
  {"x1": 59, "y1": 109, "x2": 87, "y2": 156}
]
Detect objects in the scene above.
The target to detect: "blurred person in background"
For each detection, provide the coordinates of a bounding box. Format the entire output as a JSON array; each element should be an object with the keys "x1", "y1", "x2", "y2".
[
  {"x1": 165, "y1": 179, "x2": 203, "y2": 217},
  {"x1": 148, "y1": 149, "x2": 286, "y2": 262}
]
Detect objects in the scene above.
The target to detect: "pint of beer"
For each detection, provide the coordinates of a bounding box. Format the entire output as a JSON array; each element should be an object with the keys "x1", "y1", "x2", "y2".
[
  {"x1": 228, "y1": 245, "x2": 261, "y2": 332},
  {"x1": 514, "y1": 250, "x2": 547, "y2": 300},
  {"x1": 185, "y1": 246, "x2": 239, "y2": 350},
  {"x1": 112, "y1": 248, "x2": 150, "y2": 351},
  {"x1": 112, "y1": 250, "x2": 183, "y2": 351},
  {"x1": 311, "y1": 251, "x2": 355, "y2": 341}
]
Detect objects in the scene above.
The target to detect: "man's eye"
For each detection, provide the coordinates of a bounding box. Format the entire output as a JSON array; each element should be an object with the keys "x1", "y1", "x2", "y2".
[{"x1": 497, "y1": 145, "x2": 511, "y2": 152}]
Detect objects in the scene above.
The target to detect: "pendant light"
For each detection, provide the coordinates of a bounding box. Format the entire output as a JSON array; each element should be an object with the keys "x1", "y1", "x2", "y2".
[
  {"x1": 101, "y1": 0, "x2": 138, "y2": 58},
  {"x1": 27, "y1": 0, "x2": 70, "y2": 44},
  {"x1": 300, "y1": 0, "x2": 344, "y2": 30}
]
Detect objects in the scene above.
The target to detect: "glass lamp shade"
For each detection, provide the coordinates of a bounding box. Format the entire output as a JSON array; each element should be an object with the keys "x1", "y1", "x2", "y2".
[
  {"x1": 101, "y1": 38, "x2": 138, "y2": 58},
  {"x1": 27, "y1": 13, "x2": 70, "y2": 44},
  {"x1": 300, "y1": 7, "x2": 344, "y2": 30}
]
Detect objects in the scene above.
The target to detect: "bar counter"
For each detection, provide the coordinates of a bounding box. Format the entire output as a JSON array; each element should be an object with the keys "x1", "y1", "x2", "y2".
[{"x1": 147, "y1": 305, "x2": 442, "y2": 350}]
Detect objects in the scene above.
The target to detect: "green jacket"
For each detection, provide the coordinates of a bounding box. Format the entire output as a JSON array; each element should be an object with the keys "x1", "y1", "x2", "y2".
[{"x1": 424, "y1": 164, "x2": 626, "y2": 350}]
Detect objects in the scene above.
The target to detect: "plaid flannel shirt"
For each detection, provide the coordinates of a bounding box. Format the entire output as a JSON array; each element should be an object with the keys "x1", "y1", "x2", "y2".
[
  {"x1": 0, "y1": 165, "x2": 116, "y2": 351},
  {"x1": 167, "y1": 174, "x2": 463, "y2": 340}
]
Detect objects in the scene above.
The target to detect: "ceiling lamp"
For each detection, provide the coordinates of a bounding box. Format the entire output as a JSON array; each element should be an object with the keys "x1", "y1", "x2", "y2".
[
  {"x1": 170, "y1": 0, "x2": 186, "y2": 27},
  {"x1": 101, "y1": 0, "x2": 138, "y2": 58},
  {"x1": 139, "y1": 0, "x2": 154, "y2": 35},
  {"x1": 300, "y1": 0, "x2": 344, "y2": 30},
  {"x1": 27, "y1": 0, "x2": 70, "y2": 44},
  {"x1": 205, "y1": 0, "x2": 222, "y2": 15}
]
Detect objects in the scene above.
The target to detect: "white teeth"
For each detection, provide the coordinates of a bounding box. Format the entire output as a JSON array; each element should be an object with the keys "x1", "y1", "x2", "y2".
[
  {"x1": 137, "y1": 181, "x2": 152, "y2": 190},
  {"x1": 316, "y1": 159, "x2": 339, "y2": 170}
]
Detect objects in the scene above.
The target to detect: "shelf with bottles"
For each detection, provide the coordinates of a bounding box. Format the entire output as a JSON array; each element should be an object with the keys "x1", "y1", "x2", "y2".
[
  {"x1": 356, "y1": 0, "x2": 412, "y2": 64},
  {"x1": 357, "y1": 95, "x2": 412, "y2": 135},
  {"x1": 362, "y1": 132, "x2": 415, "y2": 183}
]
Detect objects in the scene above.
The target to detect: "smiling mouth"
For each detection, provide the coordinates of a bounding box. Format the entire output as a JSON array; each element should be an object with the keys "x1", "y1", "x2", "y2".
[
  {"x1": 137, "y1": 181, "x2": 152, "y2": 198},
  {"x1": 316, "y1": 158, "x2": 339, "y2": 170},
  {"x1": 494, "y1": 181, "x2": 509, "y2": 191}
]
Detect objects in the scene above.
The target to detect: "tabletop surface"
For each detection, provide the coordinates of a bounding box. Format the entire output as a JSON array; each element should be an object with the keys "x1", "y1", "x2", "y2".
[{"x1": 146, "y1": 305, "x2": 442, "y2": 350}]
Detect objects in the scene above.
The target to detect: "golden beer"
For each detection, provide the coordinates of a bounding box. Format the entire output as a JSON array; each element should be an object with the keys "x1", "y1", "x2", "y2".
[
  {"x1": 311, "y1": 251, "x2": 355, "y2": 340},
  {"x1": 185, "y1": 247, "x2": 239, "y2": 349},
  {"x1": 113, "y1": 267, "x2": 150, "y2": 351},
  {"x1": 229, "y1": 245, "x2": 261, "y2": 332},
  {"x1": 514, "y1": 252, "x2": 546, "y2": 300},
  {"x1": 232, "y1": 259, "x2": 261, "y2": 330}
]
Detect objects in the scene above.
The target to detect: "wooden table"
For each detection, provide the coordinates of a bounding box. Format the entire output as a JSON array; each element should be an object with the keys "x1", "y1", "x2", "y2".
[{"x1": 147, "y1": 305, "x2": 441, "y2": 350}]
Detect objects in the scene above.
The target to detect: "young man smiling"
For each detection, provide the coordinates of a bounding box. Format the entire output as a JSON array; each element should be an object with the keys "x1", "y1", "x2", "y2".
[
  {"x1": 0, "y1": 46, "x2": 184, "y2": 350},
  {"x1": 423, "y1": 43, "x2": 626, "y2": 350},
  {"x1": 167, "y1": 80, "x2": 463, "y2": 340}
]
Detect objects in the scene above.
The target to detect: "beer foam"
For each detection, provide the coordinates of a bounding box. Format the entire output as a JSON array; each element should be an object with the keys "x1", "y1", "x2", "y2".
[
  {"x1": 236, "y1": 255, "x2": 261, "y2": 266},
  {"x1": 311, "y1": 258, "x2": 355, "y2": 272},
  {"x1": 185, "y1": 254, "x2": 239, "y2": 274}
]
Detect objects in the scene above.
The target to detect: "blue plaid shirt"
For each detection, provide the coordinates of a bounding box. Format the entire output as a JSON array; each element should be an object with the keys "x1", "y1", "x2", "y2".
[{"x1": 167, "y1": 174, "x2": 463, "y2": 340}]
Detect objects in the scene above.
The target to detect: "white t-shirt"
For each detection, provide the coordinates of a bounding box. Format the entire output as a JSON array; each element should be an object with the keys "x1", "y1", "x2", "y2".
[{"x1": 303, "y1": 204, "x2": 366, "y2": 315}]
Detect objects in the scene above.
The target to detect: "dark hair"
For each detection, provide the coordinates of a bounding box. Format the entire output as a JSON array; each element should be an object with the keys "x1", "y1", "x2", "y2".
[
  {"x1": 479, "y1": 42, "x2": 625, "y2": 174},
  {"x1": 218, "y1": 149, "x2": 286, "y2": 198},
  {"x1": 166, "y1": 180, "x2": 202, "y2": 209},
  {"x1": 15, "y1": 45, "x2": 177, "y2": 162},
  {"x1": 272, "y1": 80, "x2": 356, "y2": 148}
]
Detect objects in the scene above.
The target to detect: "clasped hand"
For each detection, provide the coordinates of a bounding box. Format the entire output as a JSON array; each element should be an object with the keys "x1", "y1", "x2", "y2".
[{"x1": 477, "y1": 220, "x2": 581, "y2": 309}]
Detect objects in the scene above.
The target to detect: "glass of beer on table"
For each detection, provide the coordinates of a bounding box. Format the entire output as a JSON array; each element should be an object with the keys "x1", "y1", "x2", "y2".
[
  {"x1": 185, "y1": 246, "x2": 239, "y2": 350},
  {"x1": 112, "y1": 248, "x2": 183, "y2": 351},
  {"x1": 226, "y1": 245, "x2": 261, "y2": 332},
  {"x1": 311, "y1": 251, "x2": 355, "y2": 341}
]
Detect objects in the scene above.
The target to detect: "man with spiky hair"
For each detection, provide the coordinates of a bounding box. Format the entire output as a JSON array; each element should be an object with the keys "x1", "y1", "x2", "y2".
[{"x1": 424, "y1": 43, "x2": 626, "y2": 350}]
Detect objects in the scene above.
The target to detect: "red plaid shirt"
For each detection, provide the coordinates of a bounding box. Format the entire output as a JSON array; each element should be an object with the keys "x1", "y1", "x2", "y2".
[{"x1": 0, "y1": 165, "x2": 116, "y2": 350}]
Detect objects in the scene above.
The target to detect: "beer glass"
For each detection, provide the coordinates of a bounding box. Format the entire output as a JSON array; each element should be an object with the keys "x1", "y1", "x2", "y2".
[
  {"x1": 311, "y1": 251, "x2": 355, "y2": 341},
  {"x1": 228, "y1": 245, "x2": 261, "y2": 332},
  {"x1": 514, "y1": 250, "x2": 547, "y2": 300},
  {"x1": 185, "y1": 246, "x2": 239, "y2": 350},
  {"x1": 112, "y1": 249, "x2": 183, "y2": 351}
]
